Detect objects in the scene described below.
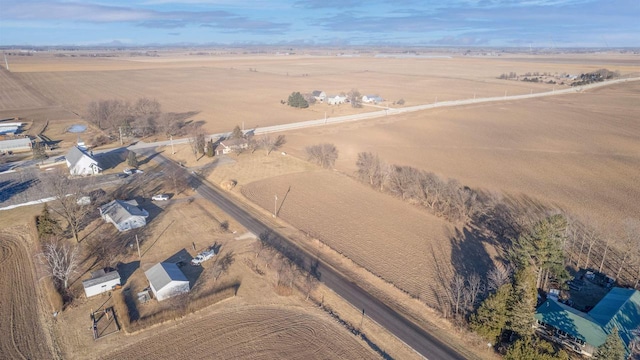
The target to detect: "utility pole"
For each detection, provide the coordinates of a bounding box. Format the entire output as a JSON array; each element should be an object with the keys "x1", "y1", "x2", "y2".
[
  {"x1": 359, "y1": 308, "x2": 365, "y2": 330},
  {"x1": 119, "y1": 126, "x2": 123, "y2": 145},
  {"x1": 274, "y1": 194, "x2": 278, "y2": 217},
  {"x1": 170, "y1": 135, "x2": 175, "y2": 154},
  {"x1": 136, "y1": 234, "x2": 141, "y2": 259}
]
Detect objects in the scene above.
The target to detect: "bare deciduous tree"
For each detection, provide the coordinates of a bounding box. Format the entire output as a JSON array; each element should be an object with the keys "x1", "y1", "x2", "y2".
[
  {"x1": 487, "y1": 263, "x2": 512, "y2": 292},
  {"x1": 40, "y1": 169, "x2": 90, "y2": 242},
  {"x1": 464, "y1": 272, "x2": 483, "y2": 309},
  {"x1": 210, "y1": 251, "x2": 235, "y2": 282},
  {"x1": 615, "y1": 219, "x2": 639, "y2": 279},
  {"x1": 165, "y1": 166, "x2": 189, "y2": 194},
  {"x1": 188, "y1": 126, "x2": 206, "y2": 160},
  {"x1": 347, "y1": 88, "x2": 362, "y2": 108},
  {"x1": 306, "y1": 143, "x2": 338, "y2": 168},
  {"x1": 260, "y1": 134, "x2": 286, "y2": 155},
  {"x1": 38, "y1": 240, "x2": 80, "y2": 289}
]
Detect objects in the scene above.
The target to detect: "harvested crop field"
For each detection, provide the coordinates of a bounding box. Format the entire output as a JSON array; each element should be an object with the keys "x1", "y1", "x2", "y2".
[
  {"x1": 0, "y1": 230, "x2": 54, "y2": 359},
  {"x1": 284, "y1": 80, "x2": 640, "y2": 229},
  {"x1": 242, "y1": 170, "x2": 474, "y2": 305},
  {"x1": 100, "y1": 305, "x2": 376, "y2": 360}
]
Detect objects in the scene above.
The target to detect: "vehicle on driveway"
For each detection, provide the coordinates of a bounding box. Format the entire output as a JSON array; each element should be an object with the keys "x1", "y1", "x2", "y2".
[
  {"x1": 152, "y1": 194, "x2": 169, "y2": 201},
  {"x1": 191, "y1": 248, "x2": 217, "y2": 266},
  {"x1": 124, "y1": 168, "x2": 144, "y2": 175}
]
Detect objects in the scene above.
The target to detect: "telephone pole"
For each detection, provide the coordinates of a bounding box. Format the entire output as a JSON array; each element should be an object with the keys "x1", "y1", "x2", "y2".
[
  {"x1": 274, "y1": 194, "x2": 278, "y2": 217},
  {"x1": 136, "y1": 234, "x2": 141, "y2": 259}
]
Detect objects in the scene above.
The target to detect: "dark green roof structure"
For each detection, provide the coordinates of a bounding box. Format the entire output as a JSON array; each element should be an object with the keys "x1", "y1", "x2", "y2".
[{"x1": 535, "y1": 287, "x2": 640, "y2": 356}]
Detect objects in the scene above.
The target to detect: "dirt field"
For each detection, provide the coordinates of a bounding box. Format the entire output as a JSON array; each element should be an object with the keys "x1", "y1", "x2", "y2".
[
  {"x1": 99, "y1": 304, "x2": 377, "y2": 360},
  {"x1": 0, "y1": 229, "x2": 55, "y2": 359},
  {"x1": 8, "y1": 52, "x2": 638, "y2": 135},
  {"x1": 241, "y1": 170, "x2": 473, "y2": 305},
  {"x1": 283, "y1": 80, "x2": 640, "y2": 230}
]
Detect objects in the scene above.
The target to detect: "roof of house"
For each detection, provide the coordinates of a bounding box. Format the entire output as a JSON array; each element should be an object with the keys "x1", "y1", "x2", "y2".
[
  {"x1": 66, "y1": 146, "x2": 98, "y2": 168},
  {"x1": 99, "y1": 199, "x2": 148, "y2": 224},
  {"x1": 145, "y1": 262, "x2": 188, "y2": 292},
  {"x1": 82, "y1": 269, "x2": 120, "y2": 288},
  {"x1": 221, "y1": 138, "x2": 248, "y2": 147},
  {"x1": 536, "y1": 298, "x2": 608, "y2": 346},
  {"x1": 536, "y1": 287, "x2": 640, "y2": 351},
  {"x1": 311, "y1": 90, "x2": 324, "y2": 96}
]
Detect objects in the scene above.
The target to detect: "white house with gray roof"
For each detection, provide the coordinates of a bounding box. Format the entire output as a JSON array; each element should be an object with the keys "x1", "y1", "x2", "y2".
[
  {"x1": 144, "y1": 262, "x2": 190, "y2": 301},
  {"x1": 99, "y1": 199, "x2": 149, "y2": 232},
  {"x1": 66, "y1": 146, "x2": 101, "y2": 176}
]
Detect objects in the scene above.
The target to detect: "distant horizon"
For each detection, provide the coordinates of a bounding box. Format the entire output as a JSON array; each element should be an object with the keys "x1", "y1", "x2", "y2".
[{"x1": 1, "y1": 0, "x2": 638, "y2": 48}]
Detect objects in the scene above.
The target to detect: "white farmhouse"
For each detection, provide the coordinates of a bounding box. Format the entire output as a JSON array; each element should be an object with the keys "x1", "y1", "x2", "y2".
[
  {"x1": 66, "y1": 146, "x2": 101, "y2": 176},
  {"x1": 99, "y1": 199, "x2": 149, "y2": 232},
  {"x1": 82, "y1": 269, "x2": 121, "y2": 297},
  {"x1": 311, "y1": 90, "x2": 327, "y2": 102},
  {"x1": 327, "y1": 95, "x2": 347, "y2": 105},
  {"x1": 145, "y1": 263, "x2": 190, "y2": 301},
  {"x1": 215, "y1": 138, "x2": 249, "y2": 156}
]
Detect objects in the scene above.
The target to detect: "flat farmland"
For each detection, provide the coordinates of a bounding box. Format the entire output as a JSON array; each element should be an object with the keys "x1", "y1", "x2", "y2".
[
  {"x1": 242, "y1": 170, "x2": 466, "y2": 305},
  {"x1": 284, "y1": 80, "x2": 640, "y2": 228},
  {"x1": 0, "y1": 229, "x2": 55, "y2": 359},
  {"x1": 99, "y1": 305, "x2": 376, "y2": 360},
  {"x1": 8, "y1": 52, "x2": 638, "y2": 134}
]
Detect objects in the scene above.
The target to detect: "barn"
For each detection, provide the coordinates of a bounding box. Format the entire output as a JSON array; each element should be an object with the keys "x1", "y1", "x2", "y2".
[
  {"x1": 82, "y1": 269, "x2": 121, "y2": 297},
  {"x1": 145, "y1": 262, "x2": 190, "y2": 301},
  {"x1": 0, "y1": 137, "x2": 32, "y2": 153}
]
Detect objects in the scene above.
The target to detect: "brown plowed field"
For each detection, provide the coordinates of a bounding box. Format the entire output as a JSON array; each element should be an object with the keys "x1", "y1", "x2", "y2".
[
  {"x1": 242, "y1": 171, "x2": 465, "y2": 306},
  {"x1": 0, "y1": 67, "x2": 50, "y2": 110},
  {"x1": 100, "y1": 305, "x2": 376, "y2": 360},
  {"x1": 0, "y1": 230, "x2": 54, "y2": 359},
  {"x1": 284, "y1": 81, "x2": 640, "y2": 230}
]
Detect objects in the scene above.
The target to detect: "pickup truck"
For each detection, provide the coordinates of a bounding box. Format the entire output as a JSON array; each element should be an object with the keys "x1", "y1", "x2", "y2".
[{"x1": 191, "y1": 248, "x2": 217, "y2": 266}]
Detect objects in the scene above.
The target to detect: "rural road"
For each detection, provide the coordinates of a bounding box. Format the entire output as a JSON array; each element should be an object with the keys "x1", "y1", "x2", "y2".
[
  {"x1": 129, "y1": 77, "x2": 640, "y2": 150},
  {"x1": 141, "y1": 149, "x2": 467, "y2": 360}
]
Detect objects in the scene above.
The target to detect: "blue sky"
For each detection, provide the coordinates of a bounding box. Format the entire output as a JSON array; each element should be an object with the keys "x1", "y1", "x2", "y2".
[{"x1": 0, "y1": 0, "x2": 638, "y2": 47}]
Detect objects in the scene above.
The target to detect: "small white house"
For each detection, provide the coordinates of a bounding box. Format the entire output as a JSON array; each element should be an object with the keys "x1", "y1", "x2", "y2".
[
  {"x1": 215, "y1": 138, "x2": 249, "y2": 156},
  {"x1": 362, "y1": 94, "x2": 384, "y2": 104},
  {"x1": 327, "y1": 95, "x2": 347, "y2": 105},
  {"x1": 99, "y1": 199, "x2": 149, "y2": 232},
  {"x1": 66, "y1": 146, "x2": 101, "y2": 176},
  {"x1": 311, "y1": 90, "x2": 326, "y2": 102},
  {"x1": 145, "y1": 263, "x2": 190, "y2": 301},
  {"x1": 82, "y1": 269, "x2": 121, "y2": 297}
]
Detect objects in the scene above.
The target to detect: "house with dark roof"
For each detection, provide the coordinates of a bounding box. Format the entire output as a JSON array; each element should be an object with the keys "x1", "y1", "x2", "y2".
[
  {"x1": 99, "y1": 199, "x2": 149, "y2": 232},
  {"x1": 535, "y1": 287, "x2": 640, "y2": 357},
  {"x1": 311, "y1": 90, "x2": 326, "y2": 102},
  {"x1": 144, "y1": 262, "x2": 190, "y2": 301},
  {"x1": 82, "y1": 268, "x2": 121, "y2": 297},
  {"x1": 66, "y1": 146, "x2": 101, "y2": 176}
]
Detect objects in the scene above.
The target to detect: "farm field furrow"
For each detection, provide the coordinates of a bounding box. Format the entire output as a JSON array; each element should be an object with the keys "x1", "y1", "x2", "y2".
[
  {"x1": 100, "y1": 305, "x2": 377, "y2": 360},
  {"x1": 242, "y1": 171, "x2": 463, "y2": 306},
  {"x1": 0, "y1": 230, "x2": 54, "y2": 360}
]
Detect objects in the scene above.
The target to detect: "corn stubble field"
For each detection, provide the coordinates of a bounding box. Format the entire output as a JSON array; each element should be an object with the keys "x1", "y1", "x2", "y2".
[{"x1": 1, "y1": 51, "x2": 639, "y2": 359}]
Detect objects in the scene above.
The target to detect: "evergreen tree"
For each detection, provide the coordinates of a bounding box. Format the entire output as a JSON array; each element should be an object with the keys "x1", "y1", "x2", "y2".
[
  {"x1": 287, "y1": 92, "x2": 309, "y2": 108},
  {"x1": 37, "y1": 203, "x2": 61, "y2": 239},
  {"x1": 508, "y1": 267, "x2": 537, "y2": 338},
  {"x1": 470, "y1": 282, "x2": 512, "y2": 344},
  {"x1": 127, "y1": 150, "x2": 138, "y2": 168},
  {"x1": 594, "y1": 327, "x2": 626, "y2": 360},
  {"x1": 505, "y1": 336, "x2": 568, "y2": 360},
  {"x1": 32, "y1": 141, "x2": 48, "y2": 162},
  {"x1": 206, "y1": 140, "x2": 214, "y2": 157},
  {"x1": 512, "y1": 214, "x2": 569, "y2": 289},
  {"x1": 230, "y1": 125, "x2": 244, "y2": 139}
]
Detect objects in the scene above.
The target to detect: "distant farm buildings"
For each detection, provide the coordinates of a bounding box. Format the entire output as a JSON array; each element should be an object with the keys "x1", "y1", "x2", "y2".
[
  {"x1": 362, "y1": 95, "x2": 384, "y2": 104},
  {"x1": 145, "y1": 262, "x2": 190, "y2": 301},
  {"x1": 327, "y1": 95, "x2": 347, "y2": 105},
  {"x1": 66, "y1": 146, "x2": 101, "y2": 176},
  {"x1": 0, "y1": 121, "x2": 24, "y2": 136},
  {"x1": 215, "y1": 138, "x2": 249, "y2": 156},
  {"x1": 99, "y1": 199, "x2": 149, "y2": 232},
  {"x1": 311, "y1": 90, "x2": 326, "y2": 103}
]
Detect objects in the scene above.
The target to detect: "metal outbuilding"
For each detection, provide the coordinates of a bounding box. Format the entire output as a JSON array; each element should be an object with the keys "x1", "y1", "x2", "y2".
[
  {"x1": 82, "y1": 269, "x2": 121, "y2": 297},
  {"x1": 144, "y1": 262, "x2": 190, "y2": 301}
]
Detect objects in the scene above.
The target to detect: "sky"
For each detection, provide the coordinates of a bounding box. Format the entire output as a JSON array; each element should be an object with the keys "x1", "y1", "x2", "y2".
[{"x1": 0, "y1": 0, "x2": 638, "y2": 47}]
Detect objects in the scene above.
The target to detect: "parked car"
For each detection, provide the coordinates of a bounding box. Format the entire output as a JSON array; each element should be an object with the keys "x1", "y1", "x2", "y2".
[
  {"x1": 152, "y1": 194, "x2": 169, "y2": 201},
  {"x1": 191, "y1": 248, "x2": 217, "y2": 266},
  {"x1": 123, "y1": 168, "x2": 134, "y2": 175}
]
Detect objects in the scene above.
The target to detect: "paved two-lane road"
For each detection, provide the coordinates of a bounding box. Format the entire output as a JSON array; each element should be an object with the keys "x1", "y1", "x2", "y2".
[{"x1": 145, "y1": 150, "x2": 467, "y2": 360}]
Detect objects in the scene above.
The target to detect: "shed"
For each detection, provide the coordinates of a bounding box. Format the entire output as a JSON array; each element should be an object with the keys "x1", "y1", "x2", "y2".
[
  {"x1": 82, "y1": 269, "x2": 121, "y2": 297},
  {"x1": 0, "y1": 137, "x2": 32, "y2": 153},
  {"x1": 145, "y1": 263, "x2": 190, "y2": 301}
]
